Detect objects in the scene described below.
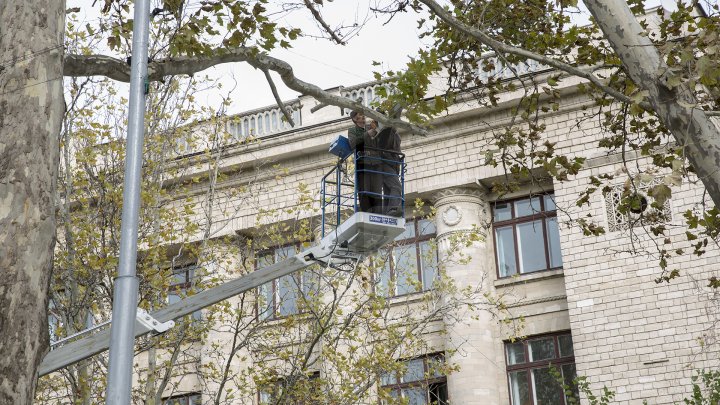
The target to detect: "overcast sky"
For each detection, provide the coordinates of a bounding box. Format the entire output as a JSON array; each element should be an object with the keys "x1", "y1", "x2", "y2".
[{"x1": 67, "y1": 0, "x2": 706, "y2": 116}]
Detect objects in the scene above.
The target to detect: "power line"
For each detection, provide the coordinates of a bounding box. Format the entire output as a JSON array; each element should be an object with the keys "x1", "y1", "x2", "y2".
[
  {"x1": 283, "y1": 48, "x2": 371, "y2": 82},
  {"x1": 0, "y1": 76, "x2": 63, "y2": 97},
  {"x1": 0, "y1": 45, "x2": 65, "y2": 68}
]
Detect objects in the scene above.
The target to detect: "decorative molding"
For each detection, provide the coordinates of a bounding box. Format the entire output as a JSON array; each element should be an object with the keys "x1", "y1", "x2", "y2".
[
  {"x1": 441, "y1": 205, "x2": 463, "y2": 226},
  {"x1": 604, "y1": 177, "x2": 673, "y2": 232},
  {"x1": 431, "y1": 187, "x2": 487, "y2": 206},
  {"x1": 506, "y1": 295, "x2": 568, "y2": 309}
]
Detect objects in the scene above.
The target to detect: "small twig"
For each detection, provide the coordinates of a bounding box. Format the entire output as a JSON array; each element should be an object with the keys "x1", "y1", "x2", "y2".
[
  {"x1": 302, "y1": 0, "x2": 345, "y2": 45},
  {"x1": 262, "y1": 67, "x2": 295, "y2": 127}
]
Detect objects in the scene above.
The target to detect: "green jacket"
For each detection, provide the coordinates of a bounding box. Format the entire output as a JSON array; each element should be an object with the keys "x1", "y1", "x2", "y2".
[
  {"x1": 348, "y1": 124, "x2": 401, "y2": 169},
  {"x1": 347, "y1": 124, "x2": 378, "y2": 151}
]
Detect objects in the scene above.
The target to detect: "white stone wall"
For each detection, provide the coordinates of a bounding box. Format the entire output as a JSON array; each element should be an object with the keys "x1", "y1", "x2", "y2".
[{"x1": 147, "y1": 77, "x2": 720, "y2": 405}]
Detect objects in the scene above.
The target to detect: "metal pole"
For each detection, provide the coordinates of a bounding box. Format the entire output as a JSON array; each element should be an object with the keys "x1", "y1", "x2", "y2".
[{"x1": 105, "y1": 0, "x2": 151, "y2": 403}]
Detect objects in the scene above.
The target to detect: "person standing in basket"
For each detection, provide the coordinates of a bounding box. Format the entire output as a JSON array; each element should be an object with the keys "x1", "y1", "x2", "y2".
[{"x1": 347, "y1": 109, "x2": 402, "y2": 216}]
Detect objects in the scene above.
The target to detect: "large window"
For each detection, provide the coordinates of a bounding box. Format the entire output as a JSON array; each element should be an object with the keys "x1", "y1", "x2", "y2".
[
  {"x1": 380, "y1": 354, "x2": 448, "y2": 405},
  {"x1": 257, "y1": 245, "x2": 319, "y2": 320},
  {"x1": 505, "y1": 333, "x2": 578, "y2": 405},
  {"x1": 169, "y1": 265, "x2": 202, "y2": 323},
  {"x1": 259, "y1": 372, "x2": 320, "y2": 404},
  {"x1": 493, "y1": 194, "x2": 562, "y2": 278},
  {"x1": 163, "y1": 393, "x2": 201, "y2": 405},
  {"x1": 376, "y1": 218, "x2": 438, "y2": 297}
]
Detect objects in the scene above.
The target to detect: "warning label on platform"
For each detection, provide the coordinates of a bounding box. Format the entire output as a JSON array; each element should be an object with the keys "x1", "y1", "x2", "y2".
[{"x1": 369, "y1": 215, "x2": 398, "y2": 225}]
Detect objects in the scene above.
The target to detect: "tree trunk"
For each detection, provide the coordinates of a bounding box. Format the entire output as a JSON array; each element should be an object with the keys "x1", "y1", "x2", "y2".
[
  {"x1": 0, "y1": 1, "x2": 65, "y2": 403},
  {"x1": 585, "y1": 0, "x2": 720, "y2": 207}
]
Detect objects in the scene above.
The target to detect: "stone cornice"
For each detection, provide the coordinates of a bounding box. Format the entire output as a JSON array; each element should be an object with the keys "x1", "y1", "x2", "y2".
[{"x1": 431, "y1": 187, "x2": 488, "y2": 206}]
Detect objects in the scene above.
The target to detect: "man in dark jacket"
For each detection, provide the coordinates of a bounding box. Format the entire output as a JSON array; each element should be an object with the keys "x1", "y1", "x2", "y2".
[{"x1": 348, "y1": 110, "x2": 402, "y2": 216}]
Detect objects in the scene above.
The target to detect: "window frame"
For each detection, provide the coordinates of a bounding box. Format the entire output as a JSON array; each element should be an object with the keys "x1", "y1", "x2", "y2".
[
  {"x1": 376, "y1": 217, "x2": 438, "y2": 298},
  {"x1": 258, "y1": 371, "x2": 321, "y2": 404},
  {"x1": 492, "y1": 193, "x2": 561, "y2": 279},
  {"x1": 505, "y1": 332, "x2": 577, "y2": 405},
  {"x1": 162, "y1": 392, "x2": 201, "y2": 405},
  {"x1": 169, "y1": 264, "x2": 202, "y2": 323},
  {"x1": 255, "y1": 243, "x2": 317, "y2": 321},
  {"x1": 379, "y1": 353, "x2": 448, "y2": 405}
]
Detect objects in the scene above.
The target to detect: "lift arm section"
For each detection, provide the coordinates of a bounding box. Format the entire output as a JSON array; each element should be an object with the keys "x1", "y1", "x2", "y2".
[
  {"x1": 40, "y1": 212, "x2": 404, "y2": 376},
  {"x1": 39, "y1": 253, "x2": 313, "y2": 376}
]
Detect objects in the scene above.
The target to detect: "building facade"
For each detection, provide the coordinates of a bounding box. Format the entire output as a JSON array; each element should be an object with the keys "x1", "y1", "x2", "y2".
[{"x1": 139, "y1": 58, "x2": 720, "y2": 405}]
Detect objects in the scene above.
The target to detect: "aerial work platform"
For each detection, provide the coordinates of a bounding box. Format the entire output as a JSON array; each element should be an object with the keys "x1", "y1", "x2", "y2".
[{"x1": 40, "y1": 139, "x2": 407, "y2": 376}]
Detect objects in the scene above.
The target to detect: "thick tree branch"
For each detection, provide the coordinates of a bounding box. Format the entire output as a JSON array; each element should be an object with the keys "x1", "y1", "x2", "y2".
[
  {"x1": 303, "y1": 0, "x2": 345, "y2": 45},
  {"x1": 262, "y1": 68, "x2": 295, "y2": 127},
  {"x1": 64, "y1": 51, "x2": 427, "y2": 135},
  {"x1": 584, "y1": 0, "x2": 720, "y2": 208},
  {"x1": 418, "y1": 0, "x2": 652, "y2": 110}
]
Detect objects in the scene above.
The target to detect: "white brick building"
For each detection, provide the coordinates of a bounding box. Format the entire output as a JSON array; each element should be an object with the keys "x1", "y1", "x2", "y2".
[{"x1": 135, "y1": 61, "x2": 720, "y2": 405}]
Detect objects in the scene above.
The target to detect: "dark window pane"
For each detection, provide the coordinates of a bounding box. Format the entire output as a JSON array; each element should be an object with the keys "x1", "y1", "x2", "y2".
[
  {"x1": 515, "y1": 197, "x2": 541, "y2": 218},
  {"x1": 171, "y1": 270, "x2": 188, "y2": 286},
  {"x1": 562, "y1": 363, "x2": 580, "y2": 402},
  {"x1": 516, "y1": 220, "x2": 547, "y2": 273},
  {"x1": 495, "y1": 226, "x2": 517, "y2": 277},
  {"x1": 558, "y1": 335, "x2": 574, "y2": 358},
  {"x1": 420, "y1": 241, "x2": 438, "y2": 291},
  {"x1": 394, "y1": 245, "x2": 419, "y2": 295},
  {"x1": 418, "y1": 218, "x2": 436, "y2": 236},
  {"x1": 506, "y1": 342, "x2": 526, "y2": 365},
  {"x1": 302, "y1": 270, "x2": 320, "y2": 300},
  {"x1": 373, "y1": 250, "x2": 395, "y2": 297},
  {"x1": 380, "y1": 371, "x2": 396, "y2": 386},
  {"x1": 544, "y1": 194, "x2": 556, "y2": 211},
  {"x1": 257, "y1": 252, "x2": 274, "y2": 269},
  {"x1": 396, "y1": 221, "x2": 417, "y2": 241},
  {"x1": 403, "y1": 358, "x2": 425, "y2": 383},
  {"x1": 494, "y1": 202, "x2": 513, "y2": 221},
  {"x1": 404, "y1": 387, "x2": 427, "y2": 405},
  {"x1": 276, "y1": 245, "x2": 297, "y2": 261},
  {"x1": 528, "y1": 337, "x2": 556, "y2": 362},
  {"x1": 429, "y1": 382, "x2": 448, "y2": 405},
  {"x1": 545, "y1": 217, "x2": 563, "y2": 268},
  {"x1": 277, "y1": 275, "x2": 299, "y2": 316},
  {"x1": 532, "y1": 367, "x2": 564, "y2": 405},
  {"x1": 509, "y1": 370, "x2": 531, "y2": 405},
  {"x1": 259, "y1": 283, "x2": 274, "y2": 320},
  {"x1": 427, "y1": 355, "x2": 445, "y2": 378}
]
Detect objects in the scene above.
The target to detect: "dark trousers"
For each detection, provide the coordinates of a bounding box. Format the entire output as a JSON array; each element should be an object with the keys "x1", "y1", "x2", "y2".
[{"x1": 357, "y1": 163, "x2": 401, "y2": 216}]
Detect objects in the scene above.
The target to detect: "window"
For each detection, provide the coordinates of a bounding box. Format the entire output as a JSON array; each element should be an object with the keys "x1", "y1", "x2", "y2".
[
  {"x1": 257, "y1": 245, "x2": 319, "y2": 320},
  {"x1": 376, "y1": 218, "x2": 438, "y2": 297},
  {"x1": 380, "y1": 354, "x2": 448, "y2": 405},
  {"x1": 163, "y1": 392, "x2": 201, "y2": 405},
  {"x1": 259, "y1": 372, "x2": 320, "y2": 404},
  {"x1": 493, "y1": 194, "x2": 562, "y2": 278},
  {"x1": 505, "y1": 333, "x2": 578, "y2": 405},
  {"x1": 169, "y1": 265, "x2": 202, "y2": 323}
]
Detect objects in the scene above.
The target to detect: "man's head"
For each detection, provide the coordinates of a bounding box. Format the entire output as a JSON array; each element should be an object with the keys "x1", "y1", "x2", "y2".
[{"x1": 350, "y1": 110, "x2": 366, "y2": 128}]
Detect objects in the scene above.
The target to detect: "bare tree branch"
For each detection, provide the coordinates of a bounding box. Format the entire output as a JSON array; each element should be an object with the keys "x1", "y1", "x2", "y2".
[
  {"x1": 303, "y1": 0, "x2": 345, "y2": 45},
  {"x1": 64, "y1": 50, "x2": 427, "y2": 135},
  {"x1": 262, "y1": 68, "x2": 296, "y2": 127},
  {"x1": 417, "y1": 0, "x2": 652, "y2": 110}
]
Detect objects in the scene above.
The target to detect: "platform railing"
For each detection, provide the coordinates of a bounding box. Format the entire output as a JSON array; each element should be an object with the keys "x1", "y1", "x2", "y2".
[{"x1": 320, "y1": 147, "x2": 406, "y2": 238}]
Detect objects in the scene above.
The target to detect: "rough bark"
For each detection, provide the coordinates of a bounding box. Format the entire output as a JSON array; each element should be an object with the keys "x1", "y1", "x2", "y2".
[
  {"x1": 0, "y1": 1, "x2": 65, "y2": 404},
  {"x1": 585, "y1": 1, "x2": 720, "y2": 207}
]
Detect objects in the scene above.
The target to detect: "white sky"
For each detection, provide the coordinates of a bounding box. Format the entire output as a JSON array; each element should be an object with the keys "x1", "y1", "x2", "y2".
[{"x1": 67, "y1": 0, "x2": 706, "y2": 116}]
